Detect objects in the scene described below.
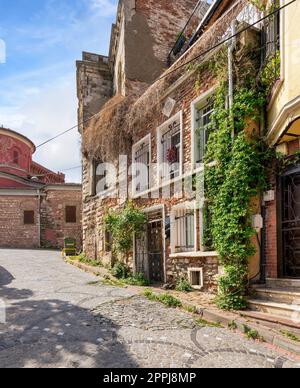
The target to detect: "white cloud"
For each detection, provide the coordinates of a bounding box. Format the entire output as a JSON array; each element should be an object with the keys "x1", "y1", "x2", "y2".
[
  {"x1": 0, "y1": 74, "x2": 82, "y2": 183},
  {"x1": 90, "y1": 0, "x2": 118, "y2": 17}
]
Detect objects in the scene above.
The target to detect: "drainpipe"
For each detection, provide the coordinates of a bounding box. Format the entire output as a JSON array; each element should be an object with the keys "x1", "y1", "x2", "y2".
[
  {"x1": 37, "y1": 189, "x2": 41, "y2": 248},
  {"x1": 227, "y1": 21, "x2": 237, "y2": 141}
]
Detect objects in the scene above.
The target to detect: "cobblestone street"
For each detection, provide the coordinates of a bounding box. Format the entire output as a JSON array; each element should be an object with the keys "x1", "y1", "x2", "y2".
[{"x1": 0, "y1": 250, "x2": 299, "y2": 368}]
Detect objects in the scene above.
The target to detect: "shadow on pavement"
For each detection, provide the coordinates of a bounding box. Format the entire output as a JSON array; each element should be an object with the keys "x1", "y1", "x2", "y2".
[
  {"x1": 0, "y1": 268, "x2": 138, "y2": 368},
  {"x1": 0, "y1": 266, "x2": 33, "y2": 300}
]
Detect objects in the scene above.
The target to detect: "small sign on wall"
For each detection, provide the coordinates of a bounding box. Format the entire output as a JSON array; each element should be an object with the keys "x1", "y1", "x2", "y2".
[
  {"x1": 162, "y1": 97, "x2": 176, "y2": 118},
  {"x1": 263, "y1": 190, "x2": 275, "y2": 202}
]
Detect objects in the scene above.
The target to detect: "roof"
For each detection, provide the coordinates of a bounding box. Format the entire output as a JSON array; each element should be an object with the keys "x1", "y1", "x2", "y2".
[{"x1": 0, "y1": 127, "x2": 36, "y2": 153}]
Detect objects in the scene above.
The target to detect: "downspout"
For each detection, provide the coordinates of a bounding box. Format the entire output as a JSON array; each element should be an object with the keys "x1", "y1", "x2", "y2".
[
  {"x1": 227, "y1": 21, "x2": 237, "y2": 140},
  {"x1": 37, "y1": 189, "x2": 41, "y2": 248}
]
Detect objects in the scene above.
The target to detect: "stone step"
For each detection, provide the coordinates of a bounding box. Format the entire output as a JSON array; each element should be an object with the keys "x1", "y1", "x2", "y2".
[
  {"x1": 253, "y1": 287, "x2": 300, "y2": 304},
  {"x1": 248, "y1": 299, "x2": 300, "y2": 322},
  {"x1": 266, "y1": 278, "x2": 300, "y2": 290},
  {"x1": 240, "y1": 310, "x2": 300, "y2": 333}
]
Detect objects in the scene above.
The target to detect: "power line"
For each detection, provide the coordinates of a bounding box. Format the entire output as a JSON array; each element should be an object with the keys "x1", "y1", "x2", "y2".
[
  {"x1": 30, "y1": 0, "x2": 297, "y2": 151},
  {"x1": 35, "y1": 112, "x2": 100, "y2": 149}
]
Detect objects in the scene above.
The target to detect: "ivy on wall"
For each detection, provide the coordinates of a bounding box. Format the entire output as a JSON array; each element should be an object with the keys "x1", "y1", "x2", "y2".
[
  {"x1": 104, "y1": 202, "x2": 147, "y2": 263},
  {"x1": 197, "y1": 26, "x2": 276, "y2": 310}
]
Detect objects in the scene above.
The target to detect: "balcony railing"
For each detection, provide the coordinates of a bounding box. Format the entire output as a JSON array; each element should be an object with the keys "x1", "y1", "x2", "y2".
[{"x1": 167, "y1": 1, "x2": 211, "y2": 66}]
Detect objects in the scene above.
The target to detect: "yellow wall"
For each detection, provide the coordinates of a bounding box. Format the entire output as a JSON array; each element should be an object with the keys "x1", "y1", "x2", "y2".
[{"x1": 267, "y1": 0, "x2": 300, "y2": 145}]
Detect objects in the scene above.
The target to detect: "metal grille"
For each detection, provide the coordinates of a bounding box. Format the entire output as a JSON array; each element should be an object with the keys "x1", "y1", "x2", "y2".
[
  {"x1": 282, "y1": 169, "x2": 300, "y2": 277},
  {"x1": 161, "y1": 119, "x2": 181, "y2": 181},
  {"x1": 195, "y1": 101, "x2": 214, "y2": 164},
  {"x1": 134, "y1": 141, "x2": 150, "y2": 193},
  {"x1": 175, "y1": 210, "x2": 195, "y2": 253},
  {"x1": 261, "y1": 6, "x2": 280, "y2": 90}
]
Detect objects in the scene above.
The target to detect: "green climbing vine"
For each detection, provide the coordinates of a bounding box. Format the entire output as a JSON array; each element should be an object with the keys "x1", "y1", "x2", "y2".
[
  {"x1": 204, "y1": 85, "x2": 272, "y2": 310},
  {"x1": 104, "y1": 202, "x2": 147, "y2": 263},
  {"x1": 193, "y1": 27, "x2": 277, "y2": 310}
]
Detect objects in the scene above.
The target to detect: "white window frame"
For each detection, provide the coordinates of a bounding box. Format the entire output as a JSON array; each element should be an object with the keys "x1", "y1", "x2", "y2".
[
  {"x1": 157, "y1": 111, "x2": 183, "y2": 185},
  {"x1": 170, "y1": 201, "x2": 198, "y2": 255},
  {"x1": 132, "y1": 134, "x2": 151, "y2": 196},
  {"x1": 188, "y1": 267, "x2": 204, "y2": 290},
  {"x1": 191, "y1": 88, "x2": 216, "y2": 172}
]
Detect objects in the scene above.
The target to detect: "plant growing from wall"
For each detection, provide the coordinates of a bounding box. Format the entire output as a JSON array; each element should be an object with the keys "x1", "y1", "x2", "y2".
[
  {"x1": 104, "y1": 201, "x2": 147, "y2": 263},
  {"x1": 203, "y1": 74, "x2": 272, "y2": 310},
  {"x1": 260, "y1": 50, "x2": 281, "y2": 95}
]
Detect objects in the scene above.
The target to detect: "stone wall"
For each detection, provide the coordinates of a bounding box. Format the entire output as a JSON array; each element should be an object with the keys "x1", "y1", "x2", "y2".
[
  {"x1": 167, "y1": 256, "x2": 219, "y2": 293},
  {"x1": 40, "y1": 186, "x2": 82, "y2": 250},
  {"x1": 76, "y1": 52, "x2": 112, "y2": 133},
  {"x1": 0, "y1": 194, "x2": 40, "y2": 248}
]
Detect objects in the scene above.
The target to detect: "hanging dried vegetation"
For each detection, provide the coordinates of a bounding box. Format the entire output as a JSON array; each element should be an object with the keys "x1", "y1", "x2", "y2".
[
  {"x1": 83, "y1": 94, "x2": 135, "y2": 162},
  {"x1": 82, "y1": 0, "x2": 249, "y2": 162}
]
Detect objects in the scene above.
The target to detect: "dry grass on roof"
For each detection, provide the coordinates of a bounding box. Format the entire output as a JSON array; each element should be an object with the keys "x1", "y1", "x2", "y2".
[
  {"x1": 83, "y1": 94, "x2": 135, "y2": 162},
  {"x1": 128, "y1": 0, "x2": 248, "y2": 141},
  {"x1": 83, "y1": 0, "x2": 249, "y2": 159}
]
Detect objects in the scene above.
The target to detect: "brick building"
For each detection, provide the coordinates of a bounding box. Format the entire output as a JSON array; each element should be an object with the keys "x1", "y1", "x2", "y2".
[
  {"x1": 0, "y1": 127, "x2": 82, "y2": 249},
  {"x1": 78, "y1": 0, "x2": 300, "y2": 312}
]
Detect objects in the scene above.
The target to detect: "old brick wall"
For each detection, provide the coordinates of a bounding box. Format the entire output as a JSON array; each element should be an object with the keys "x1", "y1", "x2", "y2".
[
  {"x1": 40, "y1": 187, "x2": 82, "y2": 250},
  {"x1": 0, "y1": 131, "x2": 33, "y2": 178},
  {"x1": 0, "y1": 195, "x2": 40, "y2": 248}
]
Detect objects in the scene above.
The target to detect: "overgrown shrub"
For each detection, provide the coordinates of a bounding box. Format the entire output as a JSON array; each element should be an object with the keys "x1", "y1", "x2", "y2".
[
  {"x1": 105, "y1": 202, "x2": 147, "y2": 261},
  {"x1": 143, "y1": 290, "x2": 182, "y2": 308},
  {"x1": 175, "y1": 278, "x2": 193, "y2": 293},
  {"x1": 123, "y1": 273, "x2": 150, "y2": 286},
  {"x1": 111, "y1": 262, "x2": 130, "y2": 279}
]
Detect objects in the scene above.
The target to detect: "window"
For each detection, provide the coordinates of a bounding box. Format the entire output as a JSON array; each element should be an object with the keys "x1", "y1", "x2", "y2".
[
  {"x1": 194, "y1": 99, "x2": 214, "y2": 166},
  {"x1": 13, "y1": 150, "x2": 19, "y2": 165},
  {"x1": 173, "y1": 208, "x2": 195, "y2": 253},
  {"x1": 65, "y1": 206, "x2": 77, "y2": 223},
  {"x1": 158, "y1": 113, "x2": 182, "y2": 182},
  {"x1": 188, "y1": 268, "x2": 203, "y2": 290},
  {"x1": 24, "y1": 210, "x2": 34, "y2": 225},
  {"x1": 132, "y1": 135, "x2": 151, "y2": 194},
  {"x1": 263, "y1": 4, "x2": 280, "y2": 60}
]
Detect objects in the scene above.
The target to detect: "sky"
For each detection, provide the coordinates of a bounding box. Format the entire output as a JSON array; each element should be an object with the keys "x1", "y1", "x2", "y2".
[{"x1": 0, "y1": 0, "x2": 118, "y2": 182}]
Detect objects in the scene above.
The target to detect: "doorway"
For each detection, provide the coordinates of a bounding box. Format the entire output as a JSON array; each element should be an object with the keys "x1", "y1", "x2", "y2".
[
  {"x1": 281, "y1": 166, "x2": 300, "y2": 278},
  {"x1": 135, "y1": 210, "x2": 164, "y2": 283}
]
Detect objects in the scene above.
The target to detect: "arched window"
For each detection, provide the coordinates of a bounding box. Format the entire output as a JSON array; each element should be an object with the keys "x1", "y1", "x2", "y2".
[{"x1": 13, "y1": 150, "x2": 19, "y2": 165}]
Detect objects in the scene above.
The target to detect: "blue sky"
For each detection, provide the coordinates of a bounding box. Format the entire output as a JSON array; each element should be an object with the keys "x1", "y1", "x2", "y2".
[{"x1": 0, "y1": 0, "x2": 118, "y2": 182}]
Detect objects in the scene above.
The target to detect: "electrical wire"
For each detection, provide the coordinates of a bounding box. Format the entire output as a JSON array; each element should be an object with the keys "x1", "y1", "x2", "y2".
[
  {"x1": 2, "y1": 0, "x2": 297, "y2": 155},
  {"x1": 157, "y1": 0, "x2": 297, "y2": 81}
]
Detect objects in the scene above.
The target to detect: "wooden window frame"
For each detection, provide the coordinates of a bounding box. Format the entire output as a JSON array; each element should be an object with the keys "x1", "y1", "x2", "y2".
[
  {"x1": 24, "y1": 210, "x2": 35, "y2": 225},
  {"x1": 65, "y1": 206, "x2": 77, "y2": 224}
]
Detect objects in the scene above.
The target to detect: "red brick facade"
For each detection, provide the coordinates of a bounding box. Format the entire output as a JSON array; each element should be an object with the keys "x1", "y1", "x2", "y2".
[
  {"x1": 0, "y1": 194, "x2": 40, "y2": 248},
  {"x1": 41, "y1": 186, "x2": 82, "y2": 249},
  {"x1": 0, "y1": 127, "x2": 82, "y2": 250}
]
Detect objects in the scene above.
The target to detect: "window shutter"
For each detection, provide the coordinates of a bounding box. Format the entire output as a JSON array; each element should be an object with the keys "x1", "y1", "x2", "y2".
[
  {"x1": 65, "y1": 206, "x2": 77, "y2": 223},
  {"x1": 24, "y1": 211, "x2": 35, "y2": 225}
]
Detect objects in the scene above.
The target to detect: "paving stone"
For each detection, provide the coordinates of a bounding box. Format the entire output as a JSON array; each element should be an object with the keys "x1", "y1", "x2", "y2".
[{"x1": 0, "y1": 249, "x2": 299, "y2": 368}]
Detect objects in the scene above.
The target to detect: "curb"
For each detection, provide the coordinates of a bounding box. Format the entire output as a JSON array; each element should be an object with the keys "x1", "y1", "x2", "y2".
[{"x1": 65, "y1": 258, "x2": 300, "y2": 359}]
